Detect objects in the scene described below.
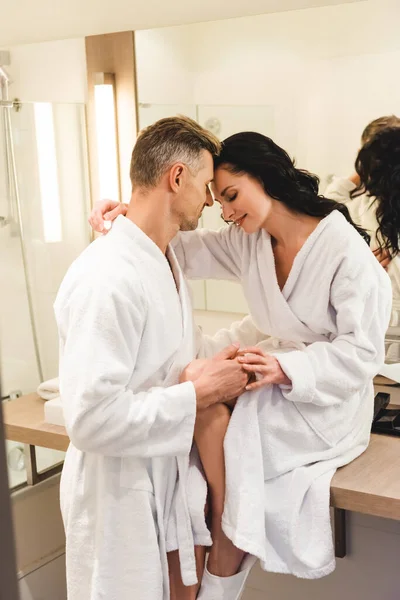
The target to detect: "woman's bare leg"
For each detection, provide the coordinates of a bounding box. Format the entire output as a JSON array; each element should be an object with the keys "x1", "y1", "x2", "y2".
[
  {"x1": 195, "y1": 404, "x2": 245, "y2": 577},
  {"x1": 168, "y1": 546, "x2": 206, "y2": 600}
]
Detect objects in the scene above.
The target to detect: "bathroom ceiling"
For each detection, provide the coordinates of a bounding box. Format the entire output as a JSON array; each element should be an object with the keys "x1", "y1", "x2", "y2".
[{"x1": 0, "y1": 0, "x2": 366, "y2": 47}]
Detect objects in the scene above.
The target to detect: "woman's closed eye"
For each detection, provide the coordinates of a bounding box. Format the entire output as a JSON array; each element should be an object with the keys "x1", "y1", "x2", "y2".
[{"x1": 227, "y1": 192, "x2": 237, "y2": 202}]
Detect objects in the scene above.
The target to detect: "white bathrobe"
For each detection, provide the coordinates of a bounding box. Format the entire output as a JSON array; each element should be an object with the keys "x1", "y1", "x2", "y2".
[
  {"x1": 171, "y1": 210, "x2": 392, "y2": 579},
  {"x1": 54, "y1": 215, "x2": 210, "y2": 600},
  {"x1": 325, "y1": 176, "x2": 400, "y2": 338}
]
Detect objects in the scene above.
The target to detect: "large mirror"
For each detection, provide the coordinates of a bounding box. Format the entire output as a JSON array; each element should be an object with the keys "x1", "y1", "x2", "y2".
[{"x1": 134, "y1": 1, "x2": 400, "y2": 330}]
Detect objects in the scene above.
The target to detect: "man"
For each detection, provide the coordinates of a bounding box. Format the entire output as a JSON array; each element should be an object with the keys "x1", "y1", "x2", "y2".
[{"x1": 55, "y1": 116, "x2": 248, "y2": 600}]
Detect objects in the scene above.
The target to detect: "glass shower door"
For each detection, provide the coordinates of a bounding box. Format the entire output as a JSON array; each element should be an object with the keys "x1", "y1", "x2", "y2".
[
  {"x1": 0, "y1": 101, "x2": 91, "y2": 488},
  {"x1": 0, "y1": 108, "x2": 41, "y2": 400},
  {"x1": 0, "y1": 101, "x2": 41, "y2": 488}
]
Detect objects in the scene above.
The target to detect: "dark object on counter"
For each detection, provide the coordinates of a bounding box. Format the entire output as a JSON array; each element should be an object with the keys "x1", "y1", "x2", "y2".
[{"x1": 372, "y1": 392, "x2": 400, "y2": 437}]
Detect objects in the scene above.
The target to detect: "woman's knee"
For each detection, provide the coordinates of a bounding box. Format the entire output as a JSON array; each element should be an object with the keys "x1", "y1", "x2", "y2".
[{"x1": 195, "y1": 403, "x2": 231, "y2": 434}]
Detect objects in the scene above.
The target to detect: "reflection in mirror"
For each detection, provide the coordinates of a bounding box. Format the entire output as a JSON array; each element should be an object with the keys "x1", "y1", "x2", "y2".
[{"x1": 134, "y1": 2, "x2": 400, "y2": 350}]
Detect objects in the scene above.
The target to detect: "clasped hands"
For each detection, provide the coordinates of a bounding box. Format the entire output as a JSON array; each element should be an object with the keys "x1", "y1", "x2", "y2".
[{"x1": 180, "y1": 342, "x2": 291, "y2": 399}]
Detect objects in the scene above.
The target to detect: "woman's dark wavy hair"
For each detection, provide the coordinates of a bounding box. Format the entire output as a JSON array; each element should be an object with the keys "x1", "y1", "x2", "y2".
[
  {"x1": 353, "y1": 127, "x2": 400, "y2": 257},
  {"x1": 214, "y1": 132, "x2": 369, "y2": 244}
]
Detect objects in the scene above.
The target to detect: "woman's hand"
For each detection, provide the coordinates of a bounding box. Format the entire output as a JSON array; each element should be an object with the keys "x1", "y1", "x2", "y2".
[
  {"x1": 88, "y1": 200, "x2": 128, "y2": 234},
  {"x1": 237, "y1": 347, "x2": 291, "y2": 391},
  {"x1": 373, "y1": 247, "x2": 392, "y2": 271},
  {"x1": 349, "y1": 172, "x2": 361, "y2": 186}
]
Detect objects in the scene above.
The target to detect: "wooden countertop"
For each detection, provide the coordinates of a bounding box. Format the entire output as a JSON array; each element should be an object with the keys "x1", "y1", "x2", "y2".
[
  {"x1": 3, "y1": 393, "x2": 69, "y2": 452},
  {"x1": 331, "y1": 383, "x2": 400, "y2": 520},
  {"x1": 331, "y1": 434, "x2": 400, "y2": 519},
  {"x1": 3, "y1": 385, "x2": 400, "y2": 520}
]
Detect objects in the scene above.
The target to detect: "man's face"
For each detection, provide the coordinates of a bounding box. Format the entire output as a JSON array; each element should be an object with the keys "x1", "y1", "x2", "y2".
[{"x1": 176, "y1": 150, "x2": 214, "y2": 231}]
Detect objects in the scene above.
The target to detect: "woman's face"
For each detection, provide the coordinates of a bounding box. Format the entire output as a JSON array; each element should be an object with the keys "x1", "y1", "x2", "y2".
[{"x1": 210, "y1": 166, "x2": 273, "y2": 233}]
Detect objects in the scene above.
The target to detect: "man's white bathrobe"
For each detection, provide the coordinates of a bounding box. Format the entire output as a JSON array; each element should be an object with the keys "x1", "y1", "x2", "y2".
[
  {"x1": 172, "y1": 210, "x2": 392, "y2": 579},
  {"x1": 54, "y1": 215, "x2": 210, "y2": 600}
]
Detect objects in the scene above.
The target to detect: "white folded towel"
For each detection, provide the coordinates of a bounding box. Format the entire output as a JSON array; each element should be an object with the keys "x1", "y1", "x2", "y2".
[
  {"x1": 37, "y1": 377, "x2": 60, "y2": 401},
  {"x1": 378, "y1": 362, "x2": 400, "y2": 383}
]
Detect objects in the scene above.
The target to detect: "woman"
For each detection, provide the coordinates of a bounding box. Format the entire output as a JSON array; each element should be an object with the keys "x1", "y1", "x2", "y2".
[
  {"x1": 90, "y1": 132, "x2": 391, "y2": 599},
  {"x1": 352, "y1": 127, "x2": 400, "y2": 360},
  {"x1": 325, "y1": 116, "x2": 400, "y2": 340},
  {"x1": 353, "y1": 126, "x2": 400, "y2": 255}
]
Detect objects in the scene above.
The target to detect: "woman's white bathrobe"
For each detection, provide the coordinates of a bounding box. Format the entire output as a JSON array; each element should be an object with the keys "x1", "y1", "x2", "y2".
[
  {"x1": 54, "y1": 216, "x2": 210, "y2": 600},
  {"x1": 326, "y1": 177, "x2": 400, "y2": 337},
  {"x1": 171, "y1": 210, "x2": 392, "y2": 579}
]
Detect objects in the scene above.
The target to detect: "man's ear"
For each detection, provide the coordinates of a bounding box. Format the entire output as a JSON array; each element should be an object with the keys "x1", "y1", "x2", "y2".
[{"x1": 169, "y1": 163, "x2": 185, "y2": 193}]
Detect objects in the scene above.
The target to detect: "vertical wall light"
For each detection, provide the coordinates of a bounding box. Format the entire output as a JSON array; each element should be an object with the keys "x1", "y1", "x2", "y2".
[
  {"x1": 94, "y1": 72, "x2": 120, "y2": 202},
  {"x1": 34, "y1": 103, "x2": 62, "y2": 243}
]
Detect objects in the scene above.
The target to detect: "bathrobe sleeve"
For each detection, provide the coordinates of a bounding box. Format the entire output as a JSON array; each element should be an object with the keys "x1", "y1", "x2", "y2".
[
  {"x1": 324, "y1": 176, "x2": 356, "y2": 205},
  {"x1": 325, "y1": 178, "x2": 374, "y2": 233},
  {"x1": 196, "y1": 315, "x2": 267, "y2": 358},
  {"x1": 57, "y1": 282, "x2": 196, "y2": 458},
  {"x1": 172, "y1": 226, "x2": 243, "y2": 280},
  {"x1": 276, "y1": 261, "x2": 392, "y2": 407}
]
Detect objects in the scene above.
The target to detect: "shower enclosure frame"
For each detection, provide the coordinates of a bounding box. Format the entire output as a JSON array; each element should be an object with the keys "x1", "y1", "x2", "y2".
[
  {"x1": 0, "y1": 66, "x2": 44, "y2": 384},
  {"x1": 1, "y1": 66, "x2": 64, "y2": 490},
  {"x1": 0, "y1": 388, "x2": 20, "y2": 600}
]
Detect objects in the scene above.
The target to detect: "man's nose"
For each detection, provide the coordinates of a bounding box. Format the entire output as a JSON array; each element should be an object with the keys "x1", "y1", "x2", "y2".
[{"x1": 205, "y1": 189, "x2": 214, "y2": 207}]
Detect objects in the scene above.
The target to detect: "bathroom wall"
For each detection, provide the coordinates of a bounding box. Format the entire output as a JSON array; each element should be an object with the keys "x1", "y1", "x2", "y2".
[
  {"x1": 136, "y1": 1, "x2": 400, "y2": 179},
  {"x1": 2, "y1": 38, "x2": 86, "y2": 103},
  {"x1": 189, "y1": 4, "x2": 400, "y2": 181}
]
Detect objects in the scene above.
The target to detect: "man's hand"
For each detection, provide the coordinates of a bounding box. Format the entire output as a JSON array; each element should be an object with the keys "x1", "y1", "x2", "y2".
[
  {"x1": 179, "y1": 358, "x2": 209, "y2": 384},
  {"x1": 89, "y1": 200, "x2": 128, "y2": 234},
  {"x1": 237, "y1": 347, "x2": 291, "y2": 391},
  {"x1": 180, "y1": 344, "x2": 240, "y2": 384},
  {"x1": 349, "y1": 172, "x2": 361, "y2": 187},
  {"x1": 181, "y1": 344, "x2": 248, "y2": 410},
  {"x1": 373, "y1": 247, "x2": 392, "y2": 271}
]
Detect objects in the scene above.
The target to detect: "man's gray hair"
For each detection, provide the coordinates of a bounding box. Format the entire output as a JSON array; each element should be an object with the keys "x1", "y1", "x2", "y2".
[{"x1": 130, "y1": 116, "x2": 221, "y2": 188}]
